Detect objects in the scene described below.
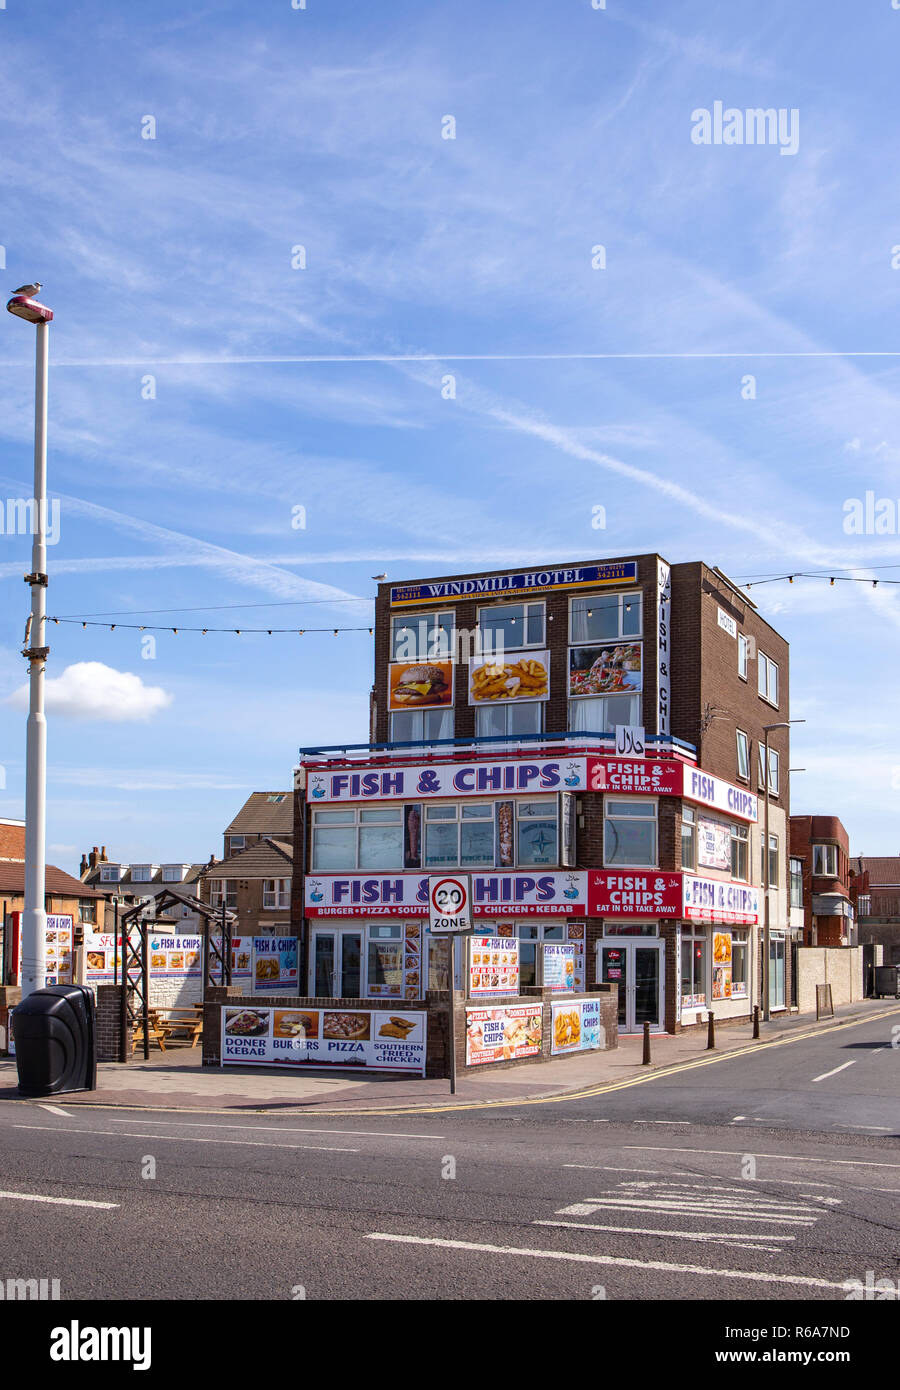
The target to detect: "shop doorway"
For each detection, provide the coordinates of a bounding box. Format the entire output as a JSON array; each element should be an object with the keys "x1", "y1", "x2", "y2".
[
  {"x1": 309, "y1": 928, "x2": 362, "y2": 997},
  {"x1": 598, "y1": 939, "x2": 665, "y2": 1033}
]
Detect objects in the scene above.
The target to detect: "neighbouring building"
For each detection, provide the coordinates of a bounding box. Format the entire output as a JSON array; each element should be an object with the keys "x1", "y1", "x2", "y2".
[
  {"x1": 222, "y1": 792, "x2": 292, "y2": 859},
  {"x1": 79, "y1": 846, "x2": 209, "y2": 930},
  {"x1": 292, "y1": 555, "x2": 795, "y2": 1031},
  {"x1": 789, "y1": 815, "x2": 855, "y2": 948},
  {"x1": 200, "y1": 837, "x2": 293, "y2": 938},
  {"x1": 850, "y1": 855, "x2": 900, "y2": 967},
  {"x1": 1, "y1": 818, "x2": 106, "y2": 983}
]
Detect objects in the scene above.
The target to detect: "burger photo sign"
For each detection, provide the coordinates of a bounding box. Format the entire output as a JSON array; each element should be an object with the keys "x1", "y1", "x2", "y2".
[{"x1": 388, "y1": 659, "x2": 454, "y2": 711}]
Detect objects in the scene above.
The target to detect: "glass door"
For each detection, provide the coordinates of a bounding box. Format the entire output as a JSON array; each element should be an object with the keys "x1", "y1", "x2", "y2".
[
  {"x1": 309, "y1": 928, "x2": 364, "y2": 998},
  {"x1": 311, "y1": 930, "x2": 336, "y2": 996},
  {"x1": 599, "y1": 940, "x2": 665, "y2": 1032},
  {"x1": 340, "y1": 931, "x2": 362, "y2": 997}
]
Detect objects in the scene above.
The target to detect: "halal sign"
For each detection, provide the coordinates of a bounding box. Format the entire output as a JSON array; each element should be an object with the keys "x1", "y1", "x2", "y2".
[{"x1": 428, "y1": 875, "x2": 473, "y2": 934}]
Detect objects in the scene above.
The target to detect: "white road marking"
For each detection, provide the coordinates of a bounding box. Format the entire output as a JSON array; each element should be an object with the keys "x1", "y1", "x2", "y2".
[
  {"x1": 535, "y1": 1219, "x2": 792, "y2": 1253},
  {"x1": 811, "y1": 1060, "x2": 857, "y2": 1083},
  {"x1": 870, "y1": 1048, "x2": 886, "y2": 1056},
  {"x1": 633, "y1": 1120, "x2": 691, "y2": 1125},
  {"x1": 0, "y1": 1188, "x2": 118, "y2": 1209},
  {"x1": 554, "y1": 1198, "x2": 817, "y2": 1224},
  {"x1": 731, "y1": 1115, "x2": 746, "y2": 1121},
  {"x1": 365, "y1": 1233, "x2": 850, "y2": 1290},
  {"x1": 14, "y1": 1124, "x2": 358, "y2": 1152},
  {"x1": 562, "y1": 1164, "x2": 839, "y2": 1189},
  {"x1": 36, "y1": 1104, "x2": 70, "y2": 1117},
  {"x1": 106, "y1": 1118, "x2": 444, "y2": 1140},
  {"x1": 625, "y1": 1146, "x2": 900, "y2": 1170}
]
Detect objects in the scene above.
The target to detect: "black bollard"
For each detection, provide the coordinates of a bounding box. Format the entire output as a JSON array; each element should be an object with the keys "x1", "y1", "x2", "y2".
[
  {"x1": 642, "y1": 1020, "x2": 651, "y2": 1065},
  {"x1": 707, "y1": 1009, "x2": 716, "y2": 1050},
  {"x1": 752, "y1": 1004, "x2": 760, "y2": 1039}
]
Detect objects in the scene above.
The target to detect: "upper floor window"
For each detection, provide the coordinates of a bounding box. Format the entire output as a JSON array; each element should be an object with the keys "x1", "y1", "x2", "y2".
[
  {"x1": 569, "y1": 692, "x2": 641, "y2": 734},
  {"x1": 229, "y1": 835, "x2": 245, "y2": 852},
  {"x1": 391, "y1": 611, "x2": 454, "y2": 662},
  {"x1": 569, "y1": 591, "x2": 642, "y2": 645},
  {"x1": 731, "y1": 823, "x2": 749, "y2": 881},
  {"x1": 789, "y1": 857, "x2": 803, "y2": 908},
  {"x1": 475, "y1": 701, "x2": 544, "y2": 739},
  {"x1": 131, "y1": 865, "x2": 152, "y2": 882},
  {"x1": 79, "y1": 899, "x2": 97, "y2": 924},
  {"x1": 162, "y1": 865, "x2": 185, "y2": 882},
  {"x1": 263, "y1": 877, "x2": 291, "y2": 908},
  {"x1": 758, "y1": 651, "x2": 779, "y2": 706},
  {"x1": 604, "y1": 799, "x2": 657, "y2": 868},
  {"x1": 681, "y1": 804, "x2": 695, "y2": 872},
  {"x1": 736, "y1": 730, "x2": 750, "y2": 781},
  {"x1": 478, "y1": 601, "x2": 545, "y2": 653},
  {"x1": 209, "y1": 879, "x2": 237, "y2": 909},
  {"x1": 758, "y1": 746, "x2": 779, "y2": 796},
  {"x1": 391, "y1": 707, "x2": 454, "y2": 744},
  {"x1": 100, "y1": 864, "x2": 121, "y2": 883},
  {"x1": 857, "y1": 894, "x2": 871, "y2": 916},
  {"x1": 812, "y1": 844, "x2": 839, "y2": 877},
  {"x1": 738, "y1": 633, "x2": 750, "y2": 681},
  {"x1": 761, "y1": 834, "x2": 779, "y2": 889}
]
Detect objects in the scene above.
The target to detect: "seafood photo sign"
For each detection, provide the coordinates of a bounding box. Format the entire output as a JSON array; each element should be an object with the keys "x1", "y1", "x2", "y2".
[{"x1": 221, "y1": 1005, "x2": 427, "y2": 1074}]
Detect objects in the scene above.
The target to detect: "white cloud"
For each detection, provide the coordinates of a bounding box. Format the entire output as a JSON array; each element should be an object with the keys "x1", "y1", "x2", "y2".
[{"x1": 5, "y1": 663, "x2": 173, "y2": 723}]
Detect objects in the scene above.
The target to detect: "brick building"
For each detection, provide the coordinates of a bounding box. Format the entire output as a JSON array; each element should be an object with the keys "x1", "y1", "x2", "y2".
[
  {"x1": 293, "y1": 555, "x2": 795, "y2": 1031},
  {"x1": 200, "y1": 838, "x2": 293, "y2": 938},
  {"x1": 789, "y1": 815, "x2": 854, "y2": 948},
  {"x1": 850, "y1": 856, "x2": 900, "y2": 967}
]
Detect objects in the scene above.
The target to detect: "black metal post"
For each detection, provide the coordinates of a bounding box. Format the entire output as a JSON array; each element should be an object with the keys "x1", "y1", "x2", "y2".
[
  {"x1": 752, "y1": 1003, "x2": 760, "y2": 1039},
  {"x1": 642, "y1": 1020, "x2": 651, "y2": 1065},
  {"x1": 141, "y1": 918, "x2": 149, "y2": 1060},
  {"x1": 706, "y1": 1009, "x2": 716, "y2": 1050}
]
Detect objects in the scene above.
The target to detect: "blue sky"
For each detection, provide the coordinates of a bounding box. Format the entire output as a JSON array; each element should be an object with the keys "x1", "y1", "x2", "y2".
[{"x1": 1, "y1": 0, "x2": 899, "y2": 870}]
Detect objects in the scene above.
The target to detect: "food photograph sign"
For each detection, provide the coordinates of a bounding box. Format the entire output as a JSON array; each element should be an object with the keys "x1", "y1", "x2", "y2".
[
  {"x1": 569, "y1": 643, "x2": 642, "y2": 698},
  {"x1": 465, "y1": 1004, "x2": 542, "y2": 1066},
  {"x1": 712, "y1": 931, "x2": 733, "y2": 1000},
  {"x1": 252, "y1": 938, "x2": 299, "y2": 992},
  {"x1": 551, "y1": 997, "x2": 603, "y2": 1055},
  {"x1": 387, "y1": 659, "x2": 454, "y2": 713},
  {"x1": 468, "y1": 652, "x2": 550, "y2": 704},
  {"x1": 221, "y1": 1006, "x2": 427, "y2": 1074},
  {"x1": 542, "y1": 943, "x2": 576, "y2": 991}
]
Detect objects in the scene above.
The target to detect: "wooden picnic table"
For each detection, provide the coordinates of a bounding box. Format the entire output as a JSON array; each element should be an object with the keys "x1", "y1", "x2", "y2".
[{"x1": 153, "y1": 1006, "x2": 203, "y2": 1047}]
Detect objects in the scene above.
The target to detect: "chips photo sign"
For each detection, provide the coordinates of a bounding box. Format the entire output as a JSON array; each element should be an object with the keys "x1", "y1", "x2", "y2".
[{"x1": 428, "y1": 874, "x2": 473, "y2": 934}]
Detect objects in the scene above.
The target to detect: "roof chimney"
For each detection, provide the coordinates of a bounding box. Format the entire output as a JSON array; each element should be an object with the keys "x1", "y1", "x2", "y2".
[
  {"x1": 80, "y1": 853, "x2": 88, "y2": 875},
  {"x1": 89, "y1": 846, "x2": 99, "y2": 868},
  {"x1": 100, "y1": 846, "x2": 108, "y2": 862}
]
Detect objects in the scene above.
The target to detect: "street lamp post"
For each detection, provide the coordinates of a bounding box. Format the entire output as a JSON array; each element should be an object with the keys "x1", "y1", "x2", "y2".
[
  {"x1": 762, "y1": 718, "x2": 805, "y2": 1022},
  {"x1": 7, "y1": 288, "x2": 54, "y2": 999}
]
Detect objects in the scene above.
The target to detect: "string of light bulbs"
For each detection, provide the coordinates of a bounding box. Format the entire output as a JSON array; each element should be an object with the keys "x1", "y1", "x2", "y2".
[{"x1": 47, "y1": 617, "x2": 374, "y2": 636}]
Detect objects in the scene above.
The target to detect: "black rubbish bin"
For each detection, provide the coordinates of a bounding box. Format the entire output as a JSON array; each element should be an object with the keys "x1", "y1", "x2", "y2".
[
  {"x1": 873, "y1": 965, "x2": 900, "y2": 999},
  {"x1": 12, "y1": 984, "x2": 97, "y2": 1097}
]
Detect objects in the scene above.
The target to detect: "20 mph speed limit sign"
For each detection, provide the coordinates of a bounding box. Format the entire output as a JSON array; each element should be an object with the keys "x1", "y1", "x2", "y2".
[{"x1": 428, "y1": 874, "x2": 473, "y2": 934}]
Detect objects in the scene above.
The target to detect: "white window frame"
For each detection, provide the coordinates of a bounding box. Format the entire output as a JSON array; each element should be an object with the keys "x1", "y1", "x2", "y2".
[
  {"x1": 391, "y1": 610, "x2": 455, "y2": 662},
  {"x1": 100, "y1": 864, "x2": 121, "y2": 883},
  {"x1": 131, "y1": 865, "x2": 152, "y2": 882},
  {"x1": 263, "y1": 877, "x2": 291, "y2": 909},
  {"x1": 738, "y1": 633, "x2": 750, "y2": 681},
  {"x1": 477, "y1": 600, "x2": 545, "y2": 654},
  {"x1": 789, "y1": 857, "x2": 803, "y2": 908},
  {"x1": 758, "y1": 745, "x2": 779, "y2": 796},
  {"x1": 311, "y1": 807, "x2": 405, "y2": 872},
  {"x1": 730, "y1": 929, "x2": 749, "y2": 998},
  {"x1": 209, "y1": 878, "x2": 237, "y2": 909},
  {"x1": 475, "y1": 699, "x2": 545, "y2": 739},
  {"x1": 812, "y1": 843, "x2": 838, "y2": 878},
  {"x1": 757, "y1": 651, "x2": 779, "y2": 706},
  {"x1": 736, "y1": 729, "x2": 750, "y2": 781},
  {"x1": 162, "y1": 865, "x2": 185, "y2": 883},
  {"x1": 761, "y1": 833, "x2": 779, "y2": 890},
  {"x1": 730, "y1": 823, "x2": 749, "y2": 882},
  {"x1": 568, "y1": 590, "x2": 643, "y2": 645},
  {"x1": 681, "y1": 804, "x2": 695, "y2": 872},
  {"x1": 390, "y1": 706, "x2": 455, "y2": 744},
  {"x1": 681, "y1": 925, "x2": 708, "y2": 1007},
  {"x1": 229, "y1": 835, "x2": 245, "y2": 852},
  {"x1": 603, "y1": 798, "x2": 658, "y2": 869},
  {"x1": 567, "y1": 692, "x2": 642, "y2": 734}
]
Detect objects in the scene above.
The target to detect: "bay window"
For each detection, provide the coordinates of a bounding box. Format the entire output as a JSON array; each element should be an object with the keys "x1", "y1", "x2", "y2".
[
  {"x1": 812, "y1": 843, "x2": 838, "y2": 877},
  {"x1": 604, "y1": 799, "x2": 657, "y2": 867}
]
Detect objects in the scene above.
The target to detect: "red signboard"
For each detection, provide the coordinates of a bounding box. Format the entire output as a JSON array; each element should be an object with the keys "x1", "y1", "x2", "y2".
[
  {"x1": 588, "y1": 871, "x2": 682, "y2": 916},
  {"x1": 587, "y1": 758, "x2": 683, "y2": 796}
]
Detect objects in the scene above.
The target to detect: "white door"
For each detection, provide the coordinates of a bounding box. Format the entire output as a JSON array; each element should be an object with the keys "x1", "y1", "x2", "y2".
[{"x1": 598, "y1": 940, "x2": 665, "y2": 1033}]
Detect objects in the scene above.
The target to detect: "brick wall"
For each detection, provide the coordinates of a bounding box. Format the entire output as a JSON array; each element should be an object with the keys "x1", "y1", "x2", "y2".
[
  {"x1": 95, "y1": 984, "x2": 131, "y2": 1062},
  {"x1": 0, "y1": 821, "x2": 26, "y2": 859}
]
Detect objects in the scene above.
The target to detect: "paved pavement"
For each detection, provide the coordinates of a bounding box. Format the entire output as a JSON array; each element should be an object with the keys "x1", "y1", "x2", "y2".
[{"x1": 1, "y1": 997, "x2": 896, "y2": 1114}]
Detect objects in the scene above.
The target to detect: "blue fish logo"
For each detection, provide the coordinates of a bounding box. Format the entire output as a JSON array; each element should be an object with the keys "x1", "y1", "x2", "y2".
[
  {"x1": 564, "y1": 888, "x2": 579, "y2": 899},
  {"x1": 311, "y1": 787, "x2": 326, "y2": 798}
]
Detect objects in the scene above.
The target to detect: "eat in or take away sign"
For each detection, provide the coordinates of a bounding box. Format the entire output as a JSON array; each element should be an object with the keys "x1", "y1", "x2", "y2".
[{"x1": 428, "y1": 874, "x2": 473, "y2": 934}]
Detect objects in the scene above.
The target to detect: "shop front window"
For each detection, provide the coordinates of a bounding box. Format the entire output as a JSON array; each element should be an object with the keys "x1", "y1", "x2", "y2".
[
  {"x1": 731, "y1": 930, "x2": 749, "y2": 997},
  {"x1": 515, "y1": 922, "x2": 565, "y2": 987},
  {"x1": 367, "y1": 924, "x2": 403, "y2": 996},
  {"x1": 681, "y1": 927, "x2": 707, "y2": 1006}
]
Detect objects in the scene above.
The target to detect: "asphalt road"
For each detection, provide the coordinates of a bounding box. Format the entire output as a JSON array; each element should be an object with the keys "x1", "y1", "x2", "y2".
[{"x1": 0, "y1": 1009, "x2": 897, "y2": 1305}]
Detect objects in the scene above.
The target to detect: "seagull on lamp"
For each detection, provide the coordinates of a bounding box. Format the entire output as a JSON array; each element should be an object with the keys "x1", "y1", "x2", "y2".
[{"x1": 11, "y1": 282, "x2": 42, "y2": 297}]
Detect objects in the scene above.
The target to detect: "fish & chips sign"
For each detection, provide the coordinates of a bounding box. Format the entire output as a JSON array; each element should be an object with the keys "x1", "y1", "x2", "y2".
[{"x1": 306, "y1": 871, "x2": 587, "y2": 916}]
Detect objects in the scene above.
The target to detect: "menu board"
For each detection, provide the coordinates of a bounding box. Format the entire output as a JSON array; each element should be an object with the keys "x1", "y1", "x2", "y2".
[
  {"x1": 698, "y1": 819, "x2": 731, "y2": 871},
  {"x1": 148, "y1": 936, "x2": 203, "y2": 975},
  {"x1": 44, "y1": 915, "x2": 74, "y2": 985},
  {"x1": 252, "y1": 938, "x2": 299, "y2": 993},
  {"x1": 403, "y1": 922, "x2": 422, "y2": 999},
  {"x1": 230, "y1": 937, "x2": 253, "y2": 981},
  {"x1": 465, "y1": 1004, "x2": 542, "y2": 1066},
  {"x1": 468, "y1": 936, "x2": 519, "y2": 997},
  {"x1": 551, "y1": 997, "x2": 603, "y2": 1055},
  {"x1": 712, "y1": 931, "x2": 732, "y2": 1000},
  {"x1": 543, "y1": 943, "x2": 576, "y2": 991},
  {"x1": 221, "y1": 1005, "x2": 426, "y2": 1074}
]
